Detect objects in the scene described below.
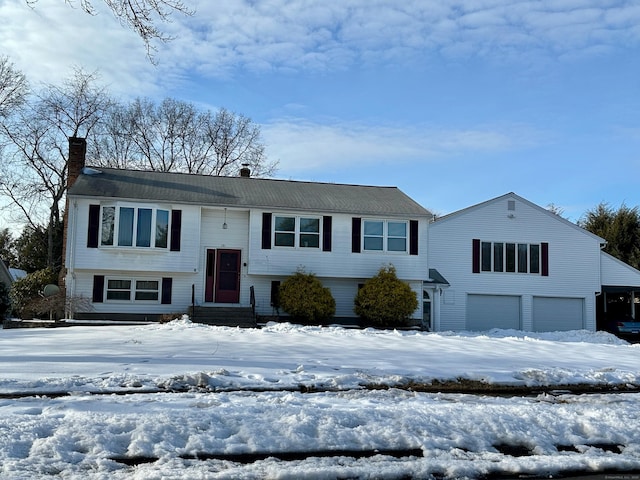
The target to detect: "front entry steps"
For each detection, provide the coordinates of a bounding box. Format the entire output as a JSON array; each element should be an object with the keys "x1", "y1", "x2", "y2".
[{"x1": 189, "y1": 306, "x2": 257, "y2": 328}]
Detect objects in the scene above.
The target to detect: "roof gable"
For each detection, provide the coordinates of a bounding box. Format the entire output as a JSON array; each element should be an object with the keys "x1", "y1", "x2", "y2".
[
  {"x1": 67, "y1": 167, "x2": 431, "y2": 217},
  {"x1": 432, "y1": 192, "x2": 605, "y2": 243}
]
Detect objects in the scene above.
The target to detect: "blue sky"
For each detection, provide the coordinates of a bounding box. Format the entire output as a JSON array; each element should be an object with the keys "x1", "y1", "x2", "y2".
[{"x1": 1, "y1": 0, "x2": 640, "y2": 222}]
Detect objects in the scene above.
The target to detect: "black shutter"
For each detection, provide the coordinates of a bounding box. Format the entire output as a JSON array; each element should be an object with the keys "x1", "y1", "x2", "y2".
[
  {"x1": 409, "y1": 220, "x2": 419, "y2": 255},
  {"x1": 161, "y1": 277, "x2": 173, "y2": 304},
  {"x1": 541, "y1": 242, "x2": 549, "y2": 277},
  {"x1": 352, "y1": 217, "x2": 362, "y2": 253},
  {"x1": 87, "y1": 204, "x2": 100, "y2": 248},
  {"x1": 472, "y1": 239, "x2": 481, "y2": 273},
  {"x1": 262, "y1": 213, "x2": 272, "y2": 249},
  {"x1": 270, "y1": 280, "x2": 281, "y2": 309},
  {"x1": 92, "y1": 275, "x2": 104, "y2": 303},
  {"x1": 170, "y1": 210, "x2": 182, "y2": 251},
  {"x1": 322, "y1": 216, "x2": 332, "y2": 252}
]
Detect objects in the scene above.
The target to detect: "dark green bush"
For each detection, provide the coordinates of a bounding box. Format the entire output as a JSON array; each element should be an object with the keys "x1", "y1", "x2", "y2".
[
  {"x1": 278, "y1": 271, "x2": 336, "y2": 323},
  {"x1": 9, "y1": 267, "x2": 58, "y2": 318},
  {"x1": 354, "y1": 265, "x2": 418, "y2": 328}
]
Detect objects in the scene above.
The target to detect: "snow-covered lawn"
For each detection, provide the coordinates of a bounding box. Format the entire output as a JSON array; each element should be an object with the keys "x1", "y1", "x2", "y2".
[{"x1": 1, "y1": 318, "x2": 640, "y2": 479}]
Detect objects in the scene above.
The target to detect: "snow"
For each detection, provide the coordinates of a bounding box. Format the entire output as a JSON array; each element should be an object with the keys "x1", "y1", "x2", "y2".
[{"x1": 1, "y1": 317, "x2": 640, "y2": 479}]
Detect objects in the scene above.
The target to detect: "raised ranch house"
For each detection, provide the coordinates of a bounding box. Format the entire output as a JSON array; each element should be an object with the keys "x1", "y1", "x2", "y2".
[
  {"x1": 62, "y1": 138, "x2": 640, "y2": 331},
  {"x1": 63, "y1": 138, "x2": 430, "y2": 327}
]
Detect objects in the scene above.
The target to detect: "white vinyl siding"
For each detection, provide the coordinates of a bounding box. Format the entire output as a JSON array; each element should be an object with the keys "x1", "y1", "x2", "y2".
[
  {"x1": 467, "y1": 294, "x2": 521, "y2": 331},
  {"x1": 429, "y1": 194, "x2": 601, "y2": 332},
  {"x1": 532, "y1": 297, "x2": 584, "y2": 332}
]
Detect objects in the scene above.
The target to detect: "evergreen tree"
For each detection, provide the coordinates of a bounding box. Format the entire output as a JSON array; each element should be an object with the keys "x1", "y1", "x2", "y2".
[{"x1": 580, "y1": 202, "x2": 640, "y2": 270}]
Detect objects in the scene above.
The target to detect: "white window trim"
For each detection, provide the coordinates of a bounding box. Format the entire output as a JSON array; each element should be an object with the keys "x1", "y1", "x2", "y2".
[
  {"x1": 99, "y1": 203, "x2": 170, "y2": 250},
  {"x1": 362, "y1": 219, "x2": 409, "y2": 253},
  {"x1": 273, "y1": 214, "x2": 322, "y2": 249},
  {"x1": 104, "y1": 276, "x2": 161, "y2": 303}
]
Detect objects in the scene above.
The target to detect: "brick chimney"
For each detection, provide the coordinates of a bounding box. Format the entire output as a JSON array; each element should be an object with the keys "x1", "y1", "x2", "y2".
[
  {"x1": 68, "y1": 137, "x2": 87, "y2": 188},
  {"x1": 239, "y1": 163, "x2": 251, "y2": 178},
  {"x1": 59, "y1": 137, "x2": 87, "y2": 293}
]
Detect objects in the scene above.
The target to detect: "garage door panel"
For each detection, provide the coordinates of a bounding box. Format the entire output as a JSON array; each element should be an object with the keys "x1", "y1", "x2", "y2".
[
  {"x1": 533, "y1": 297, "x2": 583, "y2": 332},
  {"x1": 467, "y1": 294, "x2": 521, "y2": 331}
]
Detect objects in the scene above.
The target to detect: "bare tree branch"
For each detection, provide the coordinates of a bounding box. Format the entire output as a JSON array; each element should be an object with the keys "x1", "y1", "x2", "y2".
[
  {"x1": 25, "y1": 0, "x2": 194, "y2": 61},
  {"x1": 0, "y1": 56, "x2": 29, "y2": 118}
]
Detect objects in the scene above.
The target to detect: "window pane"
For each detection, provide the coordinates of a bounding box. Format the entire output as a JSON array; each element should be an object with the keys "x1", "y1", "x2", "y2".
[
  {"x1": 275, "y1": 216, "x2": 295, "y2": 232},
  {"x1": 481, "y1": 242, "x2": 492, "y2": 271},
  {"x1": 155, "y1": 210, "x2": 169, "y2": 248},
  {"x1": 108, "y1": 279, "x2": 131, "y2": 289},
  {"x1": 300, "y1": 233, "x2": 319, "y2": 248},
  {"x1": 506, "y1": 243, "x2": 516, "y2": 272},
  {"x1": 136, "y1": 208, "x2": 152, "y2": 247},
  {"x1": 107, "y1": 291, "x2": 131, "y2": 300},
  {"x1": 363, "y1": 221, "x2": 383, "y2": 236},
  {"x1": 136, "y1": 280, "x2": 158, "y2": 290},
  {"x1": 300, "y1": 218, "x2": 319, "y2": 233},
  {"x1": 101, "y1": 206, "x2": 115, "y2": 246},
  {"x1": 530, "y1": 244, "x2": 540, "y2": 274},
  {"x1": 364, "y1": 236, "x2": 383, "y2": 250},
  {"x1": 518, "y1": 244, "x2": 528, "y2": 273},
  {"x1": 388, "y1": 222, "x2": 406, "y2": 237},
  {"x1": 388, "y1": 237, "x2": 406, "y2": 252},
  {"x1": 275, "y1": 232, "x2": 295, "y2": 247},
  {"x1": 493, "y1": 243, "x2": 504, "y2": 272},
  {"x1": 118, "y1": 207, "x2": 134, "y2": 246}
]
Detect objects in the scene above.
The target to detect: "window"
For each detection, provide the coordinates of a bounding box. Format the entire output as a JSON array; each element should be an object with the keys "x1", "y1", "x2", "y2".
[
  {"x1": 274, "y1": 216, "x2": 321, "y2": 248},
  {"x1": 100, "y1": 205, "x2": 170, "y2": 249},
  {"x1": 363, "y1": 221, "x2": 384, "y2": 251},
  {"x1": 106, "y1": 278, "x2": 159, "y2": 302},
  {"x1": 274, "y1": 216, "x2": 295, "y2": 247},
  {"x1": 478, "y1": 240, "x2": 542, "y2": 275},
  {"x1": 387, "y1": 222, "x2": 407, "y2": 252},
  {"x1": 363, "y1": 220, "x2": 408, "y2": 252},
  {"x1": 299, "y1": 218, "x2": 320, "y2": 248},
  {"x1": 106, "y1": 279, "x2": 131, "y2": 301},
  {"x1": 135, "y1": 280, "x2": 159, "y2": 301}
]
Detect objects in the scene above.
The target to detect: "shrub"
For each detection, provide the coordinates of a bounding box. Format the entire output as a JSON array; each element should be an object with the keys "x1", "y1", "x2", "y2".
[
  {"x1": 9, "y1": 267, "x2": 58, "y2": 318},
  {"x1": 354, "y1": 265, "x2": 418, "y2": 328},
  {"x1": 278, "y1": 271, "x2": 336, "y2": 323}
]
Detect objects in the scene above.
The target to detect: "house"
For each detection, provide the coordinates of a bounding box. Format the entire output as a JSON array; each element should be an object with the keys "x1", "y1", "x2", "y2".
[
  {"x1": 63, "y1": 138, "x2": 431, "y2": 325},
  {"x1": 427, "y1": 192, "x2": 640, "y2": 332}
]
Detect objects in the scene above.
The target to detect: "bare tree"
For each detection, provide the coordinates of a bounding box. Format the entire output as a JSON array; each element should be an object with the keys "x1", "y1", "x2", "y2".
[
  {"x1": 0, "y1": 68, "x2": 112, "y2": 268},
  {"x1": 0, "y1": 56, "x2": 28, "y2": 118},
  {"x1": 93, "y1": 98, "x2": 278, "y2": 177},
  {"x1": 26, "y1": 0, "x2": 194, "y2": 60}
]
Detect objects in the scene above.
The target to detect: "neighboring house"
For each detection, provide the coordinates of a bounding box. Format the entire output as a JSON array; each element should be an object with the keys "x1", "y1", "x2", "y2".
[
  {"x1": 63, "y1": 139, "x2": 431, "y2": 324},
  {"x1": 0, "y1": 261, "x2": 12, "y2": 292},
  {"x1": 427, "y1": 192, "x2": 640, "y2": 332}
]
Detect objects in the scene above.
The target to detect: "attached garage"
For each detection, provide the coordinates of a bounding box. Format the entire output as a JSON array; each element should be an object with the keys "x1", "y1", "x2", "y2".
[
  {"x1": 532, "y1": 297, "x2": 584, "y2": 332},
  {"x1": 466, "y1": 294, "x2": 521, "y2": 331}
]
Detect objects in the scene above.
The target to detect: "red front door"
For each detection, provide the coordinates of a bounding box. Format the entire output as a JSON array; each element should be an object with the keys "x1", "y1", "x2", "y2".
[{"x1": 215, "y1": 249, "x2": 241, "y2": 303}]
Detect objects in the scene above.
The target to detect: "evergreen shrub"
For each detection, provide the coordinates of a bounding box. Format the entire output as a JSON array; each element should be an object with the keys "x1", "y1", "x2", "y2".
[
  {"x1": 354, "y1": 265, "x2": 418, "y2": 328},
  {"x1": 278, "y1": 270, "x2": 336, "y2": 323},
  {"x1": 10, "y1": 267, "x2": 58, "y2": 318}
]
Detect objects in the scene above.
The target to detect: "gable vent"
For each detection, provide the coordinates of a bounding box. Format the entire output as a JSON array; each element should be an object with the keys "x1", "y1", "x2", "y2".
[{"x1": 507, "y1": 200, "x2": 516, "y2": 211}]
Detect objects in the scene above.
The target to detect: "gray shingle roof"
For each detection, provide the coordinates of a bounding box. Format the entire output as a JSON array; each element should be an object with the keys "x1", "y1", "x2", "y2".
[{"x1": 68, "y1": 167, "x2": 431, "y2": 217}]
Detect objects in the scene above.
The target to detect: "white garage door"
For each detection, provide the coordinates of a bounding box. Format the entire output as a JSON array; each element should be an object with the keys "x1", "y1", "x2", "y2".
[
  {"x1": 532, "y1": 297, "x2": 584, "y2": 332},
  {"x1": 467, "y1": 294, "x2": 521, "y2": 331}
]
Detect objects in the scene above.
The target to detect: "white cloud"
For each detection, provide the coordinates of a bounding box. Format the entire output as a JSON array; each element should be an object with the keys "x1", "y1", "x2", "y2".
[
  {"x1": 262, "y1": 118, "x2": 541, "y2": 176},
  {"x1": 2, "y1": 1, "x2": 640, "y2": 92}
]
